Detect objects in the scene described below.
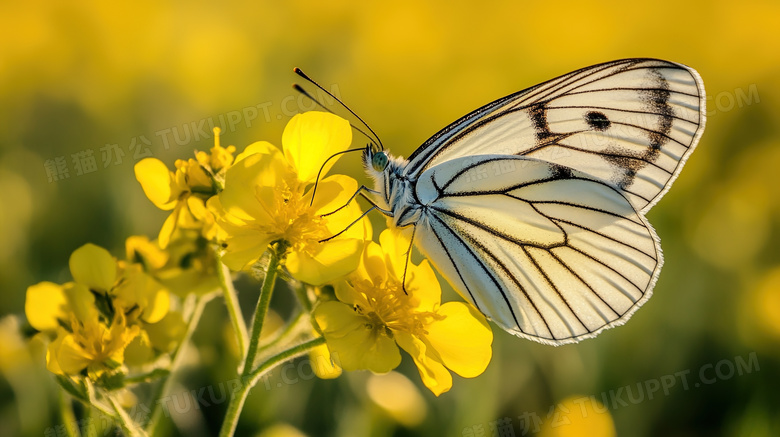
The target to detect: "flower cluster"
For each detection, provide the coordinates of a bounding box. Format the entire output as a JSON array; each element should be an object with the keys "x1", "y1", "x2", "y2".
[
  {"x1": 24, "y1": 110, "x2": 495, "y2": 437},
  {"x1": 134, "y1": 128, "x2": 236, "y2": 248},
  {"x1": 25, "y1": 243, "x2": 179, "y2": 377},
  {"x1": 209, "y1": 112, "x2": 370, "y2": 284},
  {"x1": 314, "y1": 229, "x2": 493, "y2": 395}
]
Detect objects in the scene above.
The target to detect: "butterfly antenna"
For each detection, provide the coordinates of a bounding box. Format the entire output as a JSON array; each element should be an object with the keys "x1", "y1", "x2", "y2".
[
  {"x1": 293, "y1": 67, "x2": 384, "y2": 150},
  {"x1": 292, "y1": 84, "x2": 378, "y2": 147},
  {"x1": 308, "y1": 146, "x2": 365, "y2": 207}
]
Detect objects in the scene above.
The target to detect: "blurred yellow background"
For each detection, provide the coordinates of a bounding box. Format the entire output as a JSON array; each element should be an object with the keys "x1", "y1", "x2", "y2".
[{"x1": 2, "y1": 1, "x2": 779, "y2": 436}]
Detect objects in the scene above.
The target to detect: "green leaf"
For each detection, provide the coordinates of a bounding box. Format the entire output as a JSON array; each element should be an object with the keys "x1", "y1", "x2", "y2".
[
  {"x1": 96, "y1": 370, "x2": 126, "y2": 391},
  {"x1": 55, "y1": 375, "x2": 89, "y2": 402}
]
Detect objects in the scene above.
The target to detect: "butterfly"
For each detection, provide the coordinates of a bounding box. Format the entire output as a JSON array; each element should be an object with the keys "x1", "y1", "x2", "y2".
[{"x1": 299, "y1": 58, "x2": 706, "y2": 346}]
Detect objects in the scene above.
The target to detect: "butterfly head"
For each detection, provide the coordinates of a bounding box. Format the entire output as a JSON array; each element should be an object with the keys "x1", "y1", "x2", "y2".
[{"x1": 364, "y1": 142, "x2": 389, "y2": 173}]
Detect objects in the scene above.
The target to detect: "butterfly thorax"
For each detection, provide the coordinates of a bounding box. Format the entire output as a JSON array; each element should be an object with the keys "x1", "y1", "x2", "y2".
[{"x1": 363, "y1": 150, "x2": 422, "y2": 228}]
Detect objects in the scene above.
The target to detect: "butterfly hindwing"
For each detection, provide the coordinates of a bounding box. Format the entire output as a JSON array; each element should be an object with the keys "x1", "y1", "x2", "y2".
[
  {"x1": 413, "y1": 155, "x2": 661, "y2": 345},
  {"x1": 404, "y1": 58, "x2": 705, "y2": 213}
]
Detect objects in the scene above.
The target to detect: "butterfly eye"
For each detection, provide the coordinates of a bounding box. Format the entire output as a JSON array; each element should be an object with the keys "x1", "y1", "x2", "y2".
[{"x1": 372, "y1": 151, "x2": 389, "y2": 171}]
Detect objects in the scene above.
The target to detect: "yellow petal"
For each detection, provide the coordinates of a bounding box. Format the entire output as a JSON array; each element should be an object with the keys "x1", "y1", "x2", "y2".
[
  {"x1": 125, "y1": 236, "x2": 168, "y2": 270},
  {"x1": 141, "y1": 285, "x2": 170, "y2": 324},
  {"x1": 313, "y1": 301, "x2": 401, "y2": 373},
  {"x1": 314, "y1": 301, "x2": 363, "y2": 338},
  {"x1": 357, "y1": 240, "x2": 387, "y2": 287},
  {"x1": 309, "y1": 342, "x2": 342, "y2": 379},
  {"x1": 424, "y1": 302, "x2": 493, "y2": 378},
  {"x1": 310, "y1": 174, "x2": 357, "y2": 214},
  {"x1": 62, "y1": 283, "x2": 98, "y2": 323},
  {"x1": 235, "y1": 140, "x2": 279, "y2": 163},
  {"x1": 177, "y1": 198, "x2": 201, "y2": 228},
  {"x1": 361, "y1": 331, "x2": 403, "y2": 374},
  {"x1": 220, "y1": 227, "x2": 273, "y2": 271},
  {"x1": 286, "y1": 238, "x2": 363, "y2": 285},
  {"x1": 313, "y1": 175, "x2": 372, "y2": 242},
  {"x1": 333, "y1": 281, "x2": 371, "y2": 310},
  {"x1": 282, "y1": 112, "x2": 352, "y2": 183},
  {"x1": 379, "y1": 228, "x2": 412, "y2": 280},
  {"x1": 55, "y1": 334, "x2": 94, "y2": 375},
  {"x1": 124, "y1": 332, "x2": 154, "y2": 367},
  {"x1": 406, "y1": 260, "x2": 441, "y2": 312},
  {"x1": 220, "y1": 152, "x2": 287, "y2": 223},
  {"x1": 157, "y1": 205, "x2": 181, "y2": 249},
  {"x1": 45, "y1": 334, "x2": 66, "y2": 375},
  {"x1": 323, "y1": 202, "x2": 372, "y2": 245},
  {"x1": 69, "y1": 244, "x2": 117, "y2": 292},
  {"x1": 395, "y1": 332, "x2": 453, "y2": 396},
  {"x1": 366, "y1": 372, "x2": 427, "y2": 427},
  {"x1": 206, "y1": 195, "x2": 232, "y2": 243},
  {"x1": 25, "y1": 282, "x2": 67, "y2": 331},
  {"x1": 180, "y1": 158, "x2": 213, "y2": 191},
  {"x1": 144, "y1": 312, "x2": 187, "y2": 353},
  {"x1": 106, "y1": 314, "x2": 139, "y2": 366},
  {"x1": 187, "y1": 196, "x2": 209, "y2": 221},
  {"x1": 134, "y1": 158, "x2": 178, "y2": 210},
  {"x1": 113, "y1": 268, "x2": 170, "y2": 323}
]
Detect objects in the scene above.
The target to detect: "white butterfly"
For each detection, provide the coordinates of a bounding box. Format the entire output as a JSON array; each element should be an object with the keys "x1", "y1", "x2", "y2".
[{"x1": 304, "y1": 58, "x2": 706, "y2": 345}]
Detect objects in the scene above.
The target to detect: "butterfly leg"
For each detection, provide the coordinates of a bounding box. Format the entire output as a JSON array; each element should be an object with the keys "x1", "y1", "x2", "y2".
[
  {"x1": 318, "y1": 205, "x2": 377, "y2": 243},
  {"x1": 320, "y1": 185, "x2": 381, "y2": 217},
  {"x1": 318, "y1": 190, "x2": 395, "y2": 242},
  {"x1": 401, "y1": 226, "x2": 417, "y2": 296},
  {"x1": 357, "y1": 192, "x2": 392, "y2": 215}
]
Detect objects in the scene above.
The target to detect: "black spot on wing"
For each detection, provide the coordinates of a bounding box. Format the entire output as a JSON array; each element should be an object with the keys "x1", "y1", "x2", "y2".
[
  {"x1": 550, "y1": 163, "x2": 573, "y2": 180},
  {"x1": 642, "y1": 70, "x2": 674, "y2": 150},
  {"x1": 604, "y1": 68, "x2": 673, "y2": 189},
  {"x1": 529, "y1": 103, "x2": 554, "y2": 142},
  {"x1": 585, "y1": 111, "x2": 611, "y2": 130},
  {"x1": 602, "y1": 147, "x2": 648, "y2": 190}
]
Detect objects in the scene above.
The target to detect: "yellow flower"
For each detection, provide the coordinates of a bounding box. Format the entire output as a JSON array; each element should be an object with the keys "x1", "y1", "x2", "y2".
[
  {"x1": 134, "y1": 128, "x2": 236, "y2": 248},
  {"x1": 309, "y1": 336, "x2": 342, "y2": 380},
  {"x1": 47, "y1": 310, "x2": 140, "y2": 376},
  {"x1": 25, "y1": 243, "x2": 172, "y2": 374},
  {"x1": 538, "y1": 395, "x2": 616, "y2": 437},
  {"x1": 142, "y1": 311, "x2": 188, "y2": 353},
  {"x1": 313, "y1": 229, "x2": 493, "y2": 396},
  {"x1": 114, "y1": 262, "x2": 170, "y2": 324},
  {"x1": 125, "y1": 234, "x2": 220, "y2": 297},
  {"x1": 26, "y1": 277, "x2": 138, "y2": 376},
  {"x1": 27, "y1": 244, "x2": 169, "y2": 328},
  {"x1": 211, "y1": 111, "x2": 370, "y2": 285}
]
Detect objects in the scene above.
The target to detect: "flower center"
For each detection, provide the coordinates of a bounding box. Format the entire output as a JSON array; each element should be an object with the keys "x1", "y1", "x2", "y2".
[
  {"x1": 267, "y1": 181, "x2": 330, "y2": 255},
  {"x1": 68, "y1": 313, "x2": 128, "y2": 365},
  {"x1": 351, "y1": 277, "x2": 443, "y2": 338}
]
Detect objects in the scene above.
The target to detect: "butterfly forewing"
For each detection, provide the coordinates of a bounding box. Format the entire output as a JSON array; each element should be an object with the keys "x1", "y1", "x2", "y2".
[
  {"x1": 413, "y1": 156, "x2": 661, "y2": 345},
  {"x1": 360, "y1": 58, "x2": 704, "y2": 344},
  {"x1": 404, "y1": 59, "x2": 705, "y2": 213}
]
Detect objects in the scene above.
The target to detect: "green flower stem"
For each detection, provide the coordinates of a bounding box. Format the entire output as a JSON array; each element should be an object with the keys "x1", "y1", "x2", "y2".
[
  {"x1": 56, "y1": 376, "x2": 117, "y2": 423},
  {"x1": 256, "y1": 308, "x2": 305, "y2": 357},
  {"x1": 216, "y1": 250, "x2": 248, "y2": 361},
  {"x1": 58, "y1": 391, "x2": 80, "y2": 437},
  {"x1": 83, "y1": 405, "x2": 93, "y2": 437},
  {"x1": 123, "y1": 368, "x2": 170, "y2": 385},
  {"x1": 218, "y1": 337, "x2": 326, "y2": 437},
  {"x1": 294, "y1": 285, "x2": 313, "y2": 313},
  {"x1": 145, "y1": 292, "x2": 216, "y2": 435},
  {"x1": 248, "y1": 337, "x2": 326, "y2": 381},
  {"x1": 83, "y1": 379, "x2": 119, "y2": 421},
  {"x1": 108, "y1": 393, "x2": 148, "y2": 437},
  {"x1": 256, "y1": 283, "x2": 314, "y2": 357},
  {"x1": 242, "y1": 250, "x2": 280, "y2": 373}
]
